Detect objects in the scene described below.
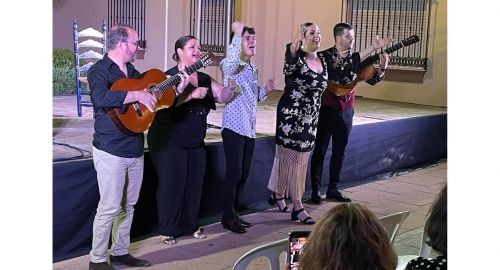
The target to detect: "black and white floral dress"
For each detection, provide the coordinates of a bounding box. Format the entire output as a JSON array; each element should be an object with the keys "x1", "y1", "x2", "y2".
[
  {"x1": 267, "y1": 43, "x2": 329, "y2": 201},
  {"x1": 275, "y1": 43, "x2": 328, "y2": 152}
]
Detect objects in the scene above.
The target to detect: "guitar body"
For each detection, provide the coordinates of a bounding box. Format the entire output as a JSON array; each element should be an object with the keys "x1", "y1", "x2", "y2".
[
  {"x1": 108, "y1": 68, "x2": 176, "y2": 134},
  {"x1": 327, "y1": 65, "x2": 374, "y2": 96}
]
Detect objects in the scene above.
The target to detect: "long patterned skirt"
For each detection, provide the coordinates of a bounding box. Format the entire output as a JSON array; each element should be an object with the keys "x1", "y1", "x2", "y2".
[{"x1": 267, "y1": 145, "x2": 311, "y2": 200}]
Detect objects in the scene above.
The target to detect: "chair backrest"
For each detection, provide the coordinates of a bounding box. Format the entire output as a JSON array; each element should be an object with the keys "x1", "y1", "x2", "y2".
[
  {"x1": 72, "y1": 19, "x2": 107, "y2": 116},
  {"x1": 379, "y1": 210, "x2": 410, "y2": 244},
  {"x1": 232, "y1": 238, "x2": 288, "y2": 270},
  {"x1": 395, "y1": 214, "x2": 434, "y2": 270},
  {"x1": 419, "y1": 214, "x2": 432, "y2": 258}
]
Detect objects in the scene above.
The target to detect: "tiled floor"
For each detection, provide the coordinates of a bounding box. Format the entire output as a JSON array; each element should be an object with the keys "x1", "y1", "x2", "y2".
[{"x1": 53, "y1": 159, "x2": 446, "y2": 270}]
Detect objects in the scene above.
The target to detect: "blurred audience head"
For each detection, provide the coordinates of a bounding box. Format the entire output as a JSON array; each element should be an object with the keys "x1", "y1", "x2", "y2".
[{"x1": 300, "y1": 202, "x2": 397, "y2": 270}]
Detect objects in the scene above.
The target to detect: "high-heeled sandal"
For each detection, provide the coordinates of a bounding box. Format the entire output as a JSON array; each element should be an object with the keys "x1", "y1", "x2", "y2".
[
  {"x1": 162, "y1": 235, "x2": 176, "y2": 245},
  {"x1": 268, "y1": 192, "x2": 290, "y2": 213},
  {"x1": 291, "y1": 208, "x2": 315, "y2": 224}
]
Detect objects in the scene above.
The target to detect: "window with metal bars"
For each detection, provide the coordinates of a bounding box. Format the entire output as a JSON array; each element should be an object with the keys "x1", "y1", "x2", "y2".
[
  {"x1": 190, "y1": 0, "x2": 234, "y2": 56},
  {"x1": 342, "y1": 0, "x2": 431, "y2": 70},
  {"x1": 107, "y1": 0, "x2": 147, "y2": 48}
]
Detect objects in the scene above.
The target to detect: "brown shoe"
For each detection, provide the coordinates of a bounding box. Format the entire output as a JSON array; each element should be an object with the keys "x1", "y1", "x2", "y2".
[{"x1": 222, "y1": 219, "x2": 247, "y2": 233}]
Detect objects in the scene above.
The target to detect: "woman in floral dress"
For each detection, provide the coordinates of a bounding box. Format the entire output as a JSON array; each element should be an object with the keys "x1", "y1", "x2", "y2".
[{"x1": 267, "y1": 22, "x2": 327, "y2": 224}]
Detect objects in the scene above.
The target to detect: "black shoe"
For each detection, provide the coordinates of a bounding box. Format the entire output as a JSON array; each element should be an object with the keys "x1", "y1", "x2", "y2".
[
  {"x1": 110, "y1": 254, "x2": 151, "y2": 267},
  {"x1": 291, "y1": 208, "x2": 315, "y2": 224},
  {"x1": 89, "y1": 262, "x2": 115, "y2": 270},
  {"x1": 310, "y1": 192, "x2": 322, "y2": 205},
  {"x1": 268, "y1": 192, "x2": 290, "y2": 212},
  {"x1": 326, "y1": 189, "x2": 351, "y2": 202},
  {"x1": 237, "y1": 217, "x2": 252, "y2": 228},
  {"x1": 222, "y1": 219, "x2": 247, "y2": 233}
]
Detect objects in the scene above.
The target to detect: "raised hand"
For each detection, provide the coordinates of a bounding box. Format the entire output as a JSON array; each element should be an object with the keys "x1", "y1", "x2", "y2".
[
  {"x1": 231, "y1": 21, "x2": 245, "y2": 37},
  {"x1": 373, "y1": 35, "x2": 393, "y2": 50},
  {"x1": 290, "y1": 25, "x2": 306, "y2": 56},
  {"x1": 295, "y1": 24, "x2": 305, "y2": 45}
]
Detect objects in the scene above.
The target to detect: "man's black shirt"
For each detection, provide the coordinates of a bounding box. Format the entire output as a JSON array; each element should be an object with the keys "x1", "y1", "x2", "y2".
[{"x1": 87, "y1": 55, "x2": 144, "y2": 158}]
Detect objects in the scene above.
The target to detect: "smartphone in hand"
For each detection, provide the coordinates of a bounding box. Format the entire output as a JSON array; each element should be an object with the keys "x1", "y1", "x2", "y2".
[{"x1": 288, "y1": 231, "x2": 310, "y2": 270}]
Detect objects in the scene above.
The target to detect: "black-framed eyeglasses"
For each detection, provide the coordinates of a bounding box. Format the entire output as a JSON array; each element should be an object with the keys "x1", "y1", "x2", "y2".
[{"x1": 125, "y1": 41, "x2": 139, "y2": 50}]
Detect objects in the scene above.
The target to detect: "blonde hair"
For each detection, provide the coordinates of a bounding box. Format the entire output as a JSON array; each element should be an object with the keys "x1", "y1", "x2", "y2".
[
  {"x1": 299, "y1": 203, "x2": 397, "y2": 270},
  {"x1": 300, "y1": 22, "x2": 314, "y2": 37}
]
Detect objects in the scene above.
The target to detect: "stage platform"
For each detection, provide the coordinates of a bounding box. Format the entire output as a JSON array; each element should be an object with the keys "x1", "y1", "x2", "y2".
[
  {"x1": 53, "y1": 92, "x2": 446, "y2": 161},
  {"x1": 53, "y1": 92, "x2": 447, "y2": 262}
]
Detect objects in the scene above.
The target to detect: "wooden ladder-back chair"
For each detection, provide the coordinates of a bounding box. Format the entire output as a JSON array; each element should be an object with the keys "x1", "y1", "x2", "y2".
[{"x1": 72, "y1": 19, "x2": 107, "y2": 117}]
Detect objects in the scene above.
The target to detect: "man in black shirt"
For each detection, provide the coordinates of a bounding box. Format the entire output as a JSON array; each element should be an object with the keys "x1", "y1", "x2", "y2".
[
  {"x1": 87, "y1": 24, "x2": 157, "y2": 270},
  {"x1": 310, "y1": 23, "x2": 390, "y2": 204}
]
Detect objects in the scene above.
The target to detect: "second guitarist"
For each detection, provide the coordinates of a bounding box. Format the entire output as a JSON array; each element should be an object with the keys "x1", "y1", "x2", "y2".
[{"x1": 310, "y1": 23, "x2": 391, "y2": 204}]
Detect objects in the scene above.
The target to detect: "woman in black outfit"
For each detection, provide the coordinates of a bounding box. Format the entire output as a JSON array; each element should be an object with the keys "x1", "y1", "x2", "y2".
[{"x1": 147, "y1": 35, "x2": 235, "y2": 244}]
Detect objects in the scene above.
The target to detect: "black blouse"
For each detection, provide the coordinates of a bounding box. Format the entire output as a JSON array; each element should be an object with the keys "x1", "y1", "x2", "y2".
[{"x1": 147, "y1": 66, "x2": 215, "y2": 149}]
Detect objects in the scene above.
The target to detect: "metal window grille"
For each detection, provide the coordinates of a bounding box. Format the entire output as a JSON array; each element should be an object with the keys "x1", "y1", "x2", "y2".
[
  {"x1": 108, "y1": 0, "x2": 147, "y2": 48},
  {"x1": 342, "y1": 0, "x2": 431, "y2": 69},
  {"x1": 190, "y1": 0, "x2": 234, "y2": 55}
]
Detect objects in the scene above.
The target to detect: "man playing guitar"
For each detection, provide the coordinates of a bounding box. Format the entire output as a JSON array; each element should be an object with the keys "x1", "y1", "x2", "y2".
[{"x1": 310, "y1": 23, "x2": 391, "y2": 204}]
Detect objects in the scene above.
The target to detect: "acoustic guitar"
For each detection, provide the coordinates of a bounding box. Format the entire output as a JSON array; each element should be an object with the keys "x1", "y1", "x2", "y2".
[
  {"x1": 327, "y1": 35, "x2": 420, "y2": 96},
  {"x1": 108, "y1": 52, "x2": 214, "y2": 134}
]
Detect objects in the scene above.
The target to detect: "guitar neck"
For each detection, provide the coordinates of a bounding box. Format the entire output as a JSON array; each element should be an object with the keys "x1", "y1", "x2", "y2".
[
  {"x1": 150, "y1": 61, "x2": 205, "y2": 94},
  {"x1": 359, "y1": 41, "x2": 407, "y2": 69}
]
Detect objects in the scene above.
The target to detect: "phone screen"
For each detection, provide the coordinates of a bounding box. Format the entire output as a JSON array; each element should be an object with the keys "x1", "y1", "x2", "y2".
[{"x1": 288, "y1": 231, "x2": 310, "y2": 270}]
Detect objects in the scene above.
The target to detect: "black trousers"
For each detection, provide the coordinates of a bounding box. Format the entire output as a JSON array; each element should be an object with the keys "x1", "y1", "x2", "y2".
[
  {"x1": 150, "y1": 143, "x2": 206, "y2": 237},
  {"x1": 221, "y1": 128, "x2": 255, "y2": 222},
  {"x1": 310, "y1": 106, "x2": 354, "y2": 194}
]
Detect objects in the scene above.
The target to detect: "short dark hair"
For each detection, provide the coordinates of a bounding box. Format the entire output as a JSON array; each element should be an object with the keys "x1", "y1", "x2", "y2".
[
  {"x1": 230, "y1": 26, "x2": 256, "y2": 42},
  {"x1": 172, "y1": 35, "x2": 197, "y2": 62},
  {"x1": 426, "y1": 185, "x2": 447, "y2": 255},
  {"x1": 107, "y1": 24, "x2": 133, "y2": 51},
  {"x1": 333, "y1": 23, "x2": 353, "y2": 38}
]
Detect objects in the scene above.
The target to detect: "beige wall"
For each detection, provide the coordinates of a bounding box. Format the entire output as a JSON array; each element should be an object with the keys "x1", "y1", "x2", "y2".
[
  {"x1": 53, "y1": 0, "x2": 108, "y2": 49},
  {"x1": 355, "y1": 0, "x2": 447, "y2": 106},
  {"x1": 53, "y1": 0, "x2": 446, "y2": 106},
  {"x1": 238, "y1": 0, "x2": 339, "y2": 95},
  {"x1": 237, "y1": 0, "x2": 447, "y2": 107},
  {"x1": 141, "y1": 0, "x2": 168, "y2": 72}
]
